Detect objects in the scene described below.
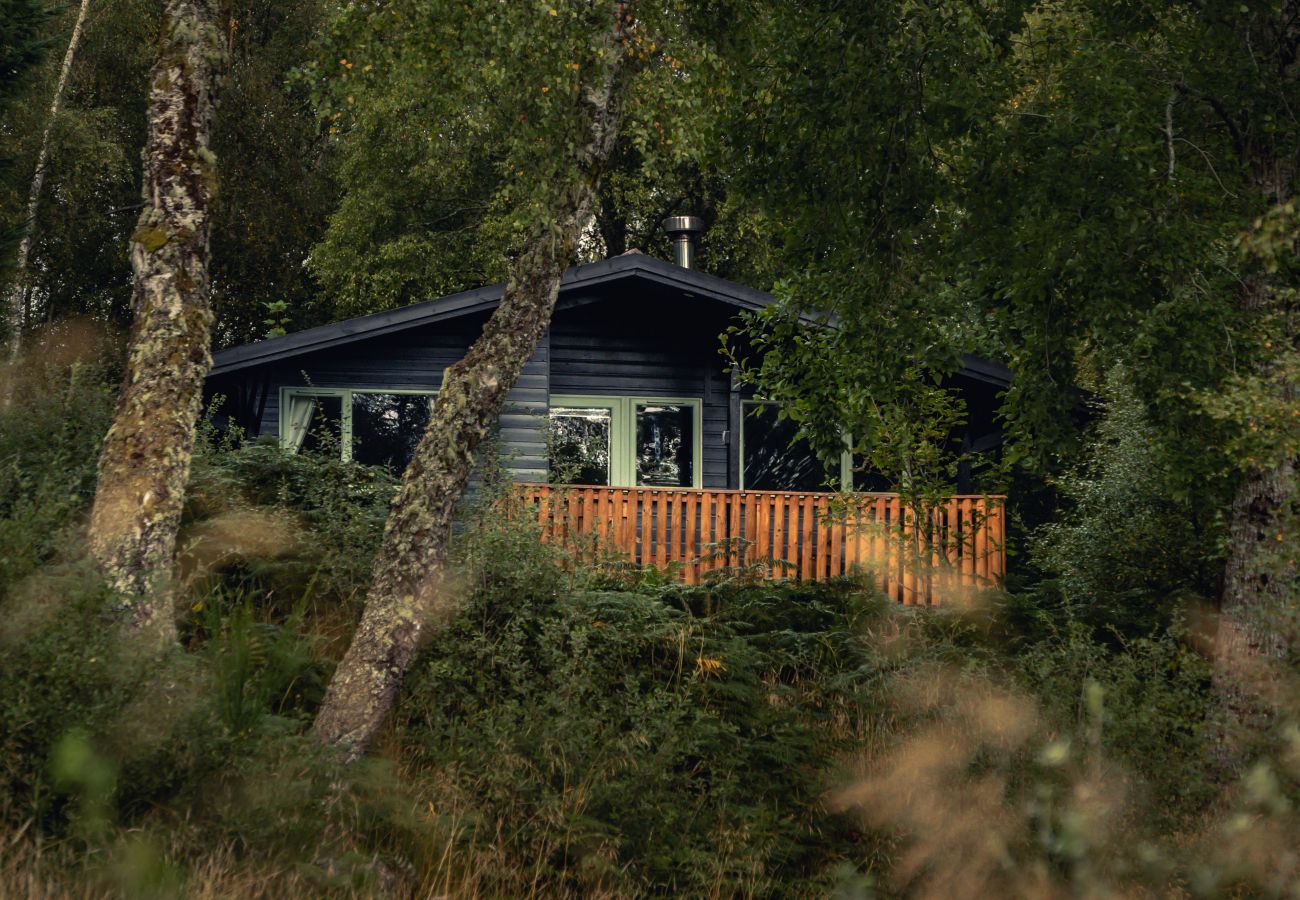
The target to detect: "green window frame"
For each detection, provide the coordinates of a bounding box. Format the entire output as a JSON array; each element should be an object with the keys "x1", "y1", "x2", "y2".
[
  {"x1": 739, "y1": 400, "x2": 852, "y2": 492},
  {"x1": 548, "y1": 394, "x2": 703, "y2": 488},
  {"x1": 279, "y1": 386, "x2": 437, "y2": 462}
]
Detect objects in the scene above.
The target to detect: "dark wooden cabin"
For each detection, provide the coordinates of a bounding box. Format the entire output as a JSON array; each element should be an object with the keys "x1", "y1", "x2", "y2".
[
  {"x1": 206, "y1": 252, "x2": 1007, "y2": 490},
  {"x1": 204, "y1": 250, "x2": 1010, "y2": 601}
]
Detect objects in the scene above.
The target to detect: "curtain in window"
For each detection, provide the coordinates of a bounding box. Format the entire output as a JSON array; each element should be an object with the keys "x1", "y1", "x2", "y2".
[{"x1": 283, "y1": 394, "x2": 317, "y2": 453}]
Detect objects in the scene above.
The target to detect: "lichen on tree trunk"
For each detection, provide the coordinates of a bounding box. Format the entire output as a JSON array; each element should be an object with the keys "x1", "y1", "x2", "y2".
[
  {"x1": 312, "y1": 8, "x2": 629, "y2": 762},
  {"x1": 87, "y1": 0, "x2": 224, "y2": 648}
]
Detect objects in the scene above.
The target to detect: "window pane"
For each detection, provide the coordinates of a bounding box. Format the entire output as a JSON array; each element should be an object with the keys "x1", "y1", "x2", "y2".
[
  {"x1": 298, "y1": 395, "x2": 343, "y2": 457},
  {"x1": 549, "y1": 407, "x2": 611, "y2": 485},
  {"x1": 636, "y1": 403, "x2": 693, "y2": 487},
  {"x1": 742, "y1": 404, "x2": 831, "y2": 491},
  {"x1": 351, "y1": 393, "x2": 433, "y2": 471}
]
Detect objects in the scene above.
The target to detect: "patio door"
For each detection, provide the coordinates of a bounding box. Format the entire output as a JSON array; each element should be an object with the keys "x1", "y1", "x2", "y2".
[{"x1": 547, "y1": 395, "x2": 701, "y2": 488}]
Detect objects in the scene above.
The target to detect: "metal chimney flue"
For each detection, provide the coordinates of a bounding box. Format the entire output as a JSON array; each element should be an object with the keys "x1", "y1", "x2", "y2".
[{"x1": 663, "y1": 215, "x2": 704, "y2": 269}]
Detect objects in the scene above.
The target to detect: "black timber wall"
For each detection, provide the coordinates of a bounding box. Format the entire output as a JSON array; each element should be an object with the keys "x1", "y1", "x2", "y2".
[
  {"x1": 547, "y1": 294, "x2": 737, "y2": 489},
  {"x1": 210, "y1": 313, "x2": 549, "y2": 483}
]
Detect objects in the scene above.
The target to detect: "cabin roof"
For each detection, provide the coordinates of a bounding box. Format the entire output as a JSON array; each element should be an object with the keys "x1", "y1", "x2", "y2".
[{"x1": 209, "y1": 252, "x2": 1010, "y2": 387}]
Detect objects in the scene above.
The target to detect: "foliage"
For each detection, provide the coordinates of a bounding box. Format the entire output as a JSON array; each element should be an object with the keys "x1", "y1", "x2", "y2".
[
  {"x1": 1018, "y1": 620, "x2": 1218, "y2": 821},
  {"x1": 1033, "y1": 370, "x2": 1221, "y2": 636},
  {"x1": 0, "y1": 0, "x2": 155, "y2": 326},
  {"x1": 0, "y1": 0, "x2": 54, "y2": 280},
  {"x1": 835, "y1": 620, "x2": 1298, "y2": 898},
  {"x1": 1197, "y1": 201, "x2": 1300, "y2": 476},
  {"x1": 208, "y1": 0, "x2": 339, "y2": 344},
  {"x1": 0, "y1": 0, "x2": 337, "y2": 340},
  {"x1": 711, "y1": 0, "x2": 1022, "y2": 500},
  {"x1": 186, "y1": 429, "x2": 396, "y2": 609},
  {"x1": 0, "y1": 0, "x2": 53, "y2": 107},
  {"x1": 303, "y1": 0, "x2": 726, "y2": 318},
  {"x1": 715, "y1": 0, "x2": 1298, "y2": 522},
  {"x1": 397, "y1": 501, "x2": 885, "y2": 895},
  {"x1": 0, "y1": 330, "x2": 116, "y2": 592}
]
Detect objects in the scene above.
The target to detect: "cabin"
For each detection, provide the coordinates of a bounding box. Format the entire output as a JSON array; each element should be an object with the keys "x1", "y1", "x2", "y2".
[{"x1": 205, "y1": 225, "x2": 1008, "y2": 603}]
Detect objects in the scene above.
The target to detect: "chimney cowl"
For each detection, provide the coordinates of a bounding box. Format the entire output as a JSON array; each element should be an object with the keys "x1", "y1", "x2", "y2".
[{"x1": 663, "y1": 215, "x2": 704, "y2": 269}]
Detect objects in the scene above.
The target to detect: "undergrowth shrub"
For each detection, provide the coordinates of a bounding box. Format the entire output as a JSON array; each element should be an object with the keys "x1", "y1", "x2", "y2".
[
  {"x1": 0, "y1": 562, "x2": 427, "y2": 896},
  {"x1": 0, "y1": 353, "x2": 115, "y2": 593},
  {"x1": 1032, "y1": 371, "x2": 1220, "y2": 638},
  {"x1": 835, "y1": 609, "x2": 1300, "y2": 898},
  {"x1": 1017, "y1": 621, "x2": 1217, "y2": 823},
  {"x1": 398, "y1": 498, "x2": 887, "y2": 896},
  {"x1": 0, "y1": 564, "x2": 229, "y2": 831},
  {"x1": 187, "y1": 434, "x2": 396, "y2": 609}
]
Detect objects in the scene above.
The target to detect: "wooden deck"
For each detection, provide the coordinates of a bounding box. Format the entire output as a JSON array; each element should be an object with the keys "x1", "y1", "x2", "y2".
[{"x1": 516, "y1": 484, "x2": 1006, "y2": 605}]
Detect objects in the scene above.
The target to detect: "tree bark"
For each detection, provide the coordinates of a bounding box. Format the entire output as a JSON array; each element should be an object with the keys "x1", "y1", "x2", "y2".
[
  {"x1": 87, "y1": 0, "x2": 224, "y2": 649},
  {"x1": 312, "y1": 8, "x2": 629, "y2": 762},
  {"x1": 1215, "y1": 403, "x2": 1297, "y2": 765},
  {"x1": 3, "y1": 0, "x2": 93, "y2": 364},
  {"x1": 1214, "y1": 166, "x2": 1298, "y2": 766}
]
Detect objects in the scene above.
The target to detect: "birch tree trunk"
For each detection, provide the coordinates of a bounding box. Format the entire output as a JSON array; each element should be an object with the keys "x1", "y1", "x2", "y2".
[
  {"x1": 312, "y1": 10, "x2": 628, "y2": 762},
  {"x1": 3, "y1": 0, "x2": 93, "y2": 364},
  {"x1": 87, "y1": 0, "x2": 223, "y2": 649}
]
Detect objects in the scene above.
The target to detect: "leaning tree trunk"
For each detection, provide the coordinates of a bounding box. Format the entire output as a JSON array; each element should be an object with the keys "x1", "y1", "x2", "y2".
[
  {"x1": 312, "y1": 12, "x2": 628, "y2": 763},
  {"x1": 87, "y1": 0, "x2": 223, "y2": 649},
  {"x1": 3, "y1": 0, "x2": 93, "y2": 365}
]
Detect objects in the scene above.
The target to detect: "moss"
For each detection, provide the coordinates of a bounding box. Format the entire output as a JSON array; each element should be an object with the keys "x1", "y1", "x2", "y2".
[{"x1": 131, "y1": 226, "x2": 170, "y2": 253}]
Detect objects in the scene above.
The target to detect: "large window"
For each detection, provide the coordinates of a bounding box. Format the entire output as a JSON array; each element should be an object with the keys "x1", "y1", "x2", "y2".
[
  {"x1": 281, "y1": 388, "x2": 435, "y2": 471},
  {"x1": 740, "y1": 401, "x2": 850, "y2": 492},
  {"x1": 548, "y1": 395, "x2": 701, "y2": 488}
]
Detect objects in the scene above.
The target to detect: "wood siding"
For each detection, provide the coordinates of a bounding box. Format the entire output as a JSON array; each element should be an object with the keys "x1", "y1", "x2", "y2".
[
  {"x1": 223, "y1": 315, "x2": 550, "y2": 482},
  {"x1": 518, "y1": 483, "x2": 1006, "y2": 605}
]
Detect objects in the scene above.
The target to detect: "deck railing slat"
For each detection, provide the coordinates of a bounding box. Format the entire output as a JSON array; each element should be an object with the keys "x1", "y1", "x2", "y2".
[{"x1": 512, "y1": 483, "x2": 1005, "y2": 604}]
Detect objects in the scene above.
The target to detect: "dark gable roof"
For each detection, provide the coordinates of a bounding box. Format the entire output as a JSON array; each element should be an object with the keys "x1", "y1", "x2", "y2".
[
  {"x1": 209, "y1": 252, "x2": 1011, "y2": 387},
  {"x1": 210, "y1": 254, "x2": 770, "y2": 376}
]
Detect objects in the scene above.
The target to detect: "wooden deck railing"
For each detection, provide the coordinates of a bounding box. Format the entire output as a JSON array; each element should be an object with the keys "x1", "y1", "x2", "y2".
[{"x1": 515, "y1": 483, "x2": 1005, "y2": 605}]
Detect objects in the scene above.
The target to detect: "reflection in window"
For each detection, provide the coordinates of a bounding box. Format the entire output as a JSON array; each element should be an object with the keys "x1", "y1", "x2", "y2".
[
  {"x1": 352, "y1": 393, "x2": 432, "y2": 470},
  {"x1": 637, "y1": 403, "x2": 693, "y2": 487},
  {"x1": 549, "y1": 407, "x2": 612, "y2": 485},
  {"x1": 742, "y1": 402, "x2": 831, "y2": 491},
  {"x1": 283, "y1": 389, "x2": 434, "y2": 472},
  {"x1": 298, "y1": 395, "x2": 343, "y2": 457}
]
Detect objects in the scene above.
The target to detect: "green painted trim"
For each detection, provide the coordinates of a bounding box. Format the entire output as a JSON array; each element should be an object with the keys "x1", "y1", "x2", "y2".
[
  {"x1": 630, "y1": 396, "x2": 703, "y2": 489},
  {"x1": 549, "y1": 394, "x2": 703, "y2": 488},
  {"x1": 738, "y1": 399, "x2": 850, "y2": 492},
  {"x1": 279, "y1": 386, "x2": 437, "y2": 461},
  {"x1": 841, "y1": 435, "x2": 854, "y2": 493}
]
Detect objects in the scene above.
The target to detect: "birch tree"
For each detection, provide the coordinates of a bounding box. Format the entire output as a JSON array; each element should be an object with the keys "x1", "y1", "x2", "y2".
[
  {"x1": 87, "y1": 0, "x2": 223, "y2": 647},
  {"x1": 307, "y1": 0, "x2": 716, "y2": 759},
  {"x1": 3, "y1": 0, "x2": 92, "y2": 363}
]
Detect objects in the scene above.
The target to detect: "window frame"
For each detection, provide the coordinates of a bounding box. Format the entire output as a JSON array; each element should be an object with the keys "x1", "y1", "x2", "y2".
[
  {"x1": 738, "y1": 399, "x2": 852, "y2": 492},
  {"x1": 279, "y1": 386, "x2": 437, "y2": 462},
  {"x1": 548, "y1": 394, "x2": 703, "y2": 489}
]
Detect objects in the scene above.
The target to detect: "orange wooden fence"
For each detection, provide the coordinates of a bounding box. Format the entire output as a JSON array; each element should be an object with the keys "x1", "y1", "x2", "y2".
[{"x1": 515, "y1": 483, "x2": 1006, "y2": 606}]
